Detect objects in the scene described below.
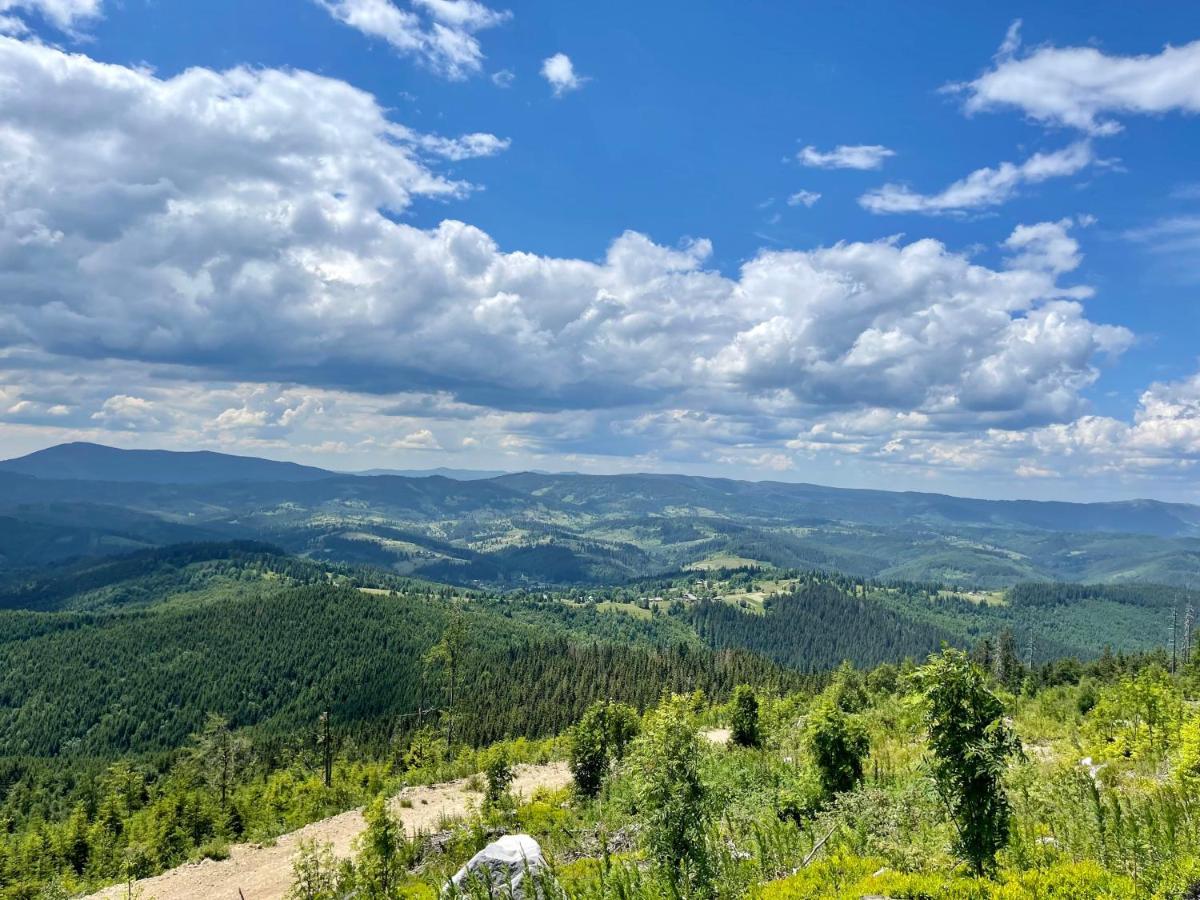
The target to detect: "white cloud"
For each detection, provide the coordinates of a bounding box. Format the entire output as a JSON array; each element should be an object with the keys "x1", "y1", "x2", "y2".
[
  {"x1": 0, "y1": 0, "x2": 99, "y2": 32},
  {"x1": 0, "y1": 36, "x2": 1177, "y2": 495},
  {"x1": 541, "y1": 52, "x2": 584, "y2": 96},
  {"x1": 859, "y1": 141, "x2": 1095, "y2": 214},
  {"x1": 797, "y1": 144, "x2": 894, "y2": 170},
  {"x1": 318, "y1": 0, "x2": 509, "y2": 80},
  {"x1": 90, "y1": 395, "x2": 173, "y2": 431},
  {"x1": 391, "y1": 428, "x2": 441, "y2": 449},
  {"x1": 412, "y1": 131, "x2": 510, "y2": 160},
  {"x1": 490, "y1": 68, "x2": 514, "y2": 87},
  {"x1": 411, "y1": 0, "x2": 506, "y2": 30},
  {"x1": 0, "y1": 37, "x2": 1130, "y2": 435},
  {"x1": 1003, "y1": 218, "x2": 1083, "y2": 275},
  {"x1": 958, "y1": 28, "x2": 1200, "y2": 134},
  {"x1": 786, "y1": 190, "x2": 821, "y2": 208}
]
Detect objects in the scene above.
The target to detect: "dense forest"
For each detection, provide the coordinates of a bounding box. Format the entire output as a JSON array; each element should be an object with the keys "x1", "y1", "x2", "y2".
[
  {"x1": 686, "y1": 581, "x2": 956, "y2": 671},
  {"x1": 0, "y1": 538, "x2": 1196, "y2": 897}
]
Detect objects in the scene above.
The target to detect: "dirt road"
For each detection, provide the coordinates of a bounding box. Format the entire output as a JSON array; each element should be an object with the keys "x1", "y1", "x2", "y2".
[{"x1": 83, "y1": 762, "x2": 571, "y2": 900}]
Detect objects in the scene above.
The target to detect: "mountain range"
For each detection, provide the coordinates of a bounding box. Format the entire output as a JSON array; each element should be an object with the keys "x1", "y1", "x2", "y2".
[{"x1": 0, "y1": 442, "x2": 1197, "y2": 586}]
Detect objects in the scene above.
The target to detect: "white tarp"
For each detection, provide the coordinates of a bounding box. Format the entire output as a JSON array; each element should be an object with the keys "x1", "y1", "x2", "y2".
[{"x1": 447, "y1": 833, "x2": 550, "y2": 898}]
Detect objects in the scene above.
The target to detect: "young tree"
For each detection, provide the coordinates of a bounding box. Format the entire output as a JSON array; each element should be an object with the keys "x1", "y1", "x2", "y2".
[
  {"x1": 806, "y1": 701, "x2": 869, "y2": 797},
  {"x1": 1085, "y1": 665, "x2": 1183, "y2": 761},
  {"x1": 569, "y1": 701, "x2": 611, "y2": 799},
  {"x1": 355, "y1": 799, "x2": 404, "y2": 899},
  {"x1": 730, "y1": 684, "x2": 761, "y2": 748},
  {"x1": 866, "y1": 662, "x2": 899, "y2": 696},
  {"x1": 189, "y1": 714, "x2": 248, "y2": 809},
  {"x1": 606, "y1": 701, "x2": 640, "y2": 761},
  {"x1": 994, "y1": 629, "x2": 1024, "y2": 692},
  {"x1": 1179, "y1": 713, "x2": 1200, "y2": 785},
  {"x1": 317, "y1": 710, "x2": 334, "y2": 789},
  {"x1": 631, "y1": 693, "x2": 711, "y2": 895},
  {"x1": 828, "y1": 660, "x2": 868, "y2": 713},
  {"x1": 914, "y1": 648, "x2": 1020, "y2": 876},
  {"x1": 483, "y1": 746, "x2": 514, "y2": 807},
  {"x1": 286, "y1": 840, "x2": 342, "y2": 900},
  {"x1": 569, "y1": 700, "x2": 641, "y2": 798},
  {"x1": 425, "y1": 613, "x2": 467, "y2": 748}
]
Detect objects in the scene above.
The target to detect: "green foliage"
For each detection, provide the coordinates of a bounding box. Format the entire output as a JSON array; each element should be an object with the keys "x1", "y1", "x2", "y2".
[
  {"x1": 1179, "y1": 713, "x2": 1200, "y2": 784},
  {"x1": 569, "y1": 702, "x2": 612, "y2": 800},
  {"x1": 731, "y1": 685, "x2": 761, "y2": 748},
  {"x1": 569, "y1": 700, "x2": 642, "y2": 799},
  {"x1": 188, "y1": 713, "x2": 248, "y2": 809},
  {"x1": 285, "y1": 840, "x2": 345, "y2": 900},
  {"x1": 806, "y1": 702, "x2": 869, "y2": 798},
  {"x1": 1083, "y1": 665, "x2": 1183, "y2": 762},
  {"x1": 688, "y1": 583, "x2": 955, "y2": 672},
  {"x1": 914, "y1": 648, "x2": 1021, "y2": 876},
  {"x1": 483, "y1": 747, "x2": 513, "y2": 806},
  {"x1": 605, "y1": 702, "x2": 640, "y2": 761},
  {"x1": 757, "y1": 855, "x2": 1139, "y2": 899},
  {"x1": 354, "y1": 799, "x2": 419, "y2": 899},
  {"x1": 826, "y1": 662, "x2": 868, "y2": 713},
  {"x1": 632, "y1": 693, "x2": 712, "y2": 895}
]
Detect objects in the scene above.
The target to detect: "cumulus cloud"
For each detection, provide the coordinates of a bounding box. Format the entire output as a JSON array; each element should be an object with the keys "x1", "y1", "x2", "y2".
[
  {"x1": 541, "y1": 52, "x2": 584, "y2": 96},
  {"x1": 90, "y1": 395, "x2": 174, "y2": 431},
  {"x1": 860, "y1": 141, "x2": 1095, "y2": 214},
  {"x1": 777, "y1": 364, "x2": 1200, "y2": 493},
  {"x1": 786, "y1": 190, "x2": 821, "y2": 208},
  {"x1": 2, "y1": 36, "x2": 1183, "y2": 494},
  {"x1": 0, "y1": 0, "x2": 100, "y2": 33},
  {"x1": 391, "y1": 428, "x2": 441, "y2": 449},
  {"x1": 958, "y1": 26, "x2": 1200, "y2": 134},
  {"x1": 318, "y1": 0, "x2": 509, "y2": 80},
  {"x1": 797, "y1": 144, "x2": 894, "y2": 170},
  {"x1": 0, "y1": 38, "x2": 1133, "y2": 439}
]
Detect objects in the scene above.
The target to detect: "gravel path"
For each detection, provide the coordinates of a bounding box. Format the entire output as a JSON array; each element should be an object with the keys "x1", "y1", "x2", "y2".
[{"x1": 82, "y1": 762, "x2": 571, "y2": 900}]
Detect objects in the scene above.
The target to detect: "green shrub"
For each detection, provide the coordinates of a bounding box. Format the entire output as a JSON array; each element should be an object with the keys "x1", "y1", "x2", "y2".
[
  {"x1": 732, "y1": 685, "x2": 762, "y2": 748},
  {"x1": 483, "y1": 746, "x2": 513, "y2": 806},
  {"x1": 807, "y1": 702, "x2": 869, "y2": 798},
  {"x1": 914, "y1": 648, "x2": 1020, "y2": 876},
  {"x1": 632, "y1": 693, "x2": 712, "y2": 895}
]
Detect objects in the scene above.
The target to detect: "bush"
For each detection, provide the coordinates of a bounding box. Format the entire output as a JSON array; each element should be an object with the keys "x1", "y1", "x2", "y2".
[
  {"x1": 569, "y1": 702, "x2": 611, "y2": 799},
  {"x1": 731, "y1": 684, "x2": 762, "y2": 748},
  {"x1": 756, "y1": 856, "x2": 1138, "y2": 899},
  {"x1": 807, "y1": 702, "x2": 869, "y2": 798},
  {"x1": 483, "y1": 747, "x2": 513, "y2": 806},
  {"x1": 632, "y1": 693, "x2": 712, "y2": 895},
  {"x1": 913, "y1": 648, "x2": 1020, "y2": 876},
  {"x1": 568, "y1": 700, "x2": 641, "y2": 798}
]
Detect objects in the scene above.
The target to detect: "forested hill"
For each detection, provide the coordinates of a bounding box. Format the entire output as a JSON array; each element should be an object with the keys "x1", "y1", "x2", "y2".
[
  {"x1": 0, "y1": 541, "x2": 1193, "y2": 760},
  {"x1": 1, "y1": 442, "x2": 1198, "y2": 587},
  {"x1": 0, "y1": 441, "x2": 336, "y2": 484},
  {"x1": 0, "y1": 544, "x2": 802, "y2": 757}
]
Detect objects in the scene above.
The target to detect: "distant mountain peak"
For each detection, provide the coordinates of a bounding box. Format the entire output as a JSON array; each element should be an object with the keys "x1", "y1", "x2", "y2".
[{"x1": 0, "y1": 442, "x2": 337, "y2": 485}]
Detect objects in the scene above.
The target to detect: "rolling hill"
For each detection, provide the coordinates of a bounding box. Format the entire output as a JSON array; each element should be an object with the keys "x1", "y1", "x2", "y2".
[
  {"x1": 0, "y1": 442, "x2": 1197, "y2": 587},
  {"x1": 0, "y1": 441, "x2": 337, "y2": 484}
]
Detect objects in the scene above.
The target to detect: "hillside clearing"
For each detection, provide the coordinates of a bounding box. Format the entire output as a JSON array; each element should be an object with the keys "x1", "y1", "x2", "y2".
[{"x1": 82, "y1": 763, "x2": 571, "y2": 900}]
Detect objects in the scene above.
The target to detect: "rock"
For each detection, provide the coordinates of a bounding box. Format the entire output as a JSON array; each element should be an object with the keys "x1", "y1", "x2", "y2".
[{"x1": 446, "y1": 834, "x2": 551, "y2": 899}]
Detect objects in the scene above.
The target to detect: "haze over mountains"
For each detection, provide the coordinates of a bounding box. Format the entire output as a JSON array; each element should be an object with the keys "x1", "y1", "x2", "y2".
[{"x1": 1, "y1": 443, "x2": 1197, "y2": 587}]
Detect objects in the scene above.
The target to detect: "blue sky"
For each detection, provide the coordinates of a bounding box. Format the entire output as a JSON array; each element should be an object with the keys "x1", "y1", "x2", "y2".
[{"x1": 0, "y1": 0, "x2": 1198, "y2": 501}]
